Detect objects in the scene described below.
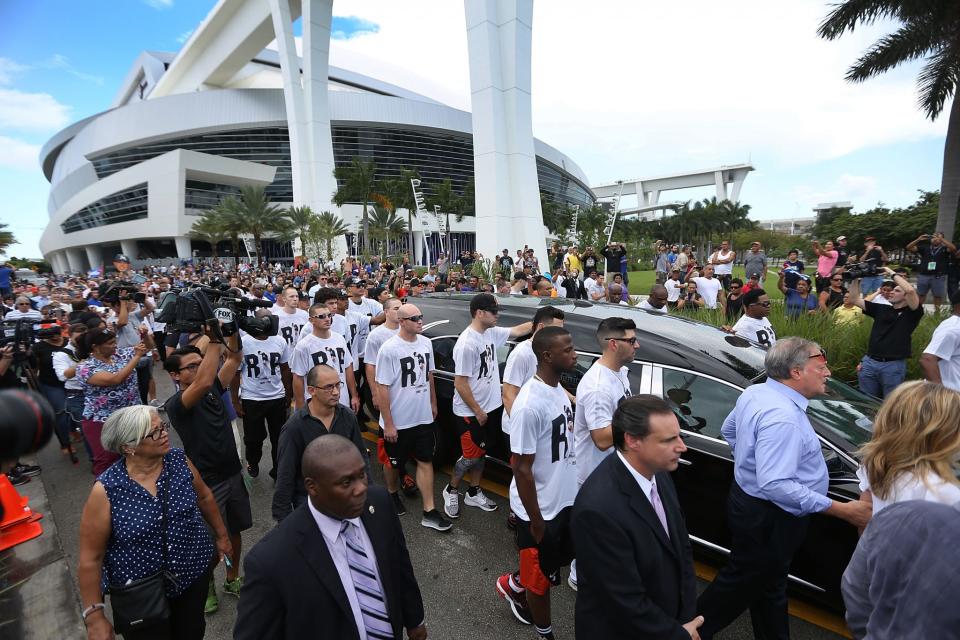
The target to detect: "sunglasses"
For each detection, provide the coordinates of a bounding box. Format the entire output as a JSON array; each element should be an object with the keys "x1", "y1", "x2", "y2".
[
  {"x1": 729, "y1": 285, "x2": 741, "y2": 290},
  {"x1": 482, "y1": 308, "x2": 500, "y2": 315},
  {"x1": 177, "y1": 362, "x2": 200, "y2": 372},
  {"x1": 400, "y1": 314, "x2": 424, "y2": 323},
  {"x1": 311, "y1": 313, "x2": 332, "y2": 320},
  {"x1": 750, "y1": 301, "x2": 772, "y2": 307},
  {"x1": 808, "y1": 348, "x2": 828, "y2": 361}
]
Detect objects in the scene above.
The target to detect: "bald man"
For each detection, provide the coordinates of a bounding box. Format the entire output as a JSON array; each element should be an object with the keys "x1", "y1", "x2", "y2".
[
  {"x1": 237, "y1": 435, "x2": 428, "y2": 640},
  {"x1": 375, "y1": 304, "x2": 451, "y2": 532}
]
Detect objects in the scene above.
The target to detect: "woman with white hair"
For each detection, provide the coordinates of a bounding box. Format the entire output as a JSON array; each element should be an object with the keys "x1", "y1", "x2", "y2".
[
  {"x1": 78, "y1": 405, "x2": 231, "y2": 640},
  {"x1": 4, "y1": 296, "x2": 42, "y2": 321}
]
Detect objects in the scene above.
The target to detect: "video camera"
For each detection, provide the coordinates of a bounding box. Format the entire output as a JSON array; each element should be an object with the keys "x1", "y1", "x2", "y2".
[
  {"x1": 0, "y1": 319, "x2": 37, "y2": 361},
  {"x1": 99, "y1": 280, "x2": 146, "y2": 304},
  {"x1": 842, "y1": 262, "x2": 879, "y2": 281},
  {"x1": 154, "y1": 279, "x2": 277, "y2": 339}
]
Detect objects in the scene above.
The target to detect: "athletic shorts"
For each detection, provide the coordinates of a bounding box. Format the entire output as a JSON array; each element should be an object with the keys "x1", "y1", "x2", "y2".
[
  {"x1": 515, "y1": 507, "x2": 575, "y2": 596},
  {"x1": 207, "y1": 472, "x2": 253, "y2": 534},
  {"x1": 916, "y1": 273, "x2": 947, "y2": 297},
  {"x1": 380, "y1": 423, "x2": 436, "y2": 469},
  {"x1": 456, "y1": 406, "x2": 503, "y2": 459}
]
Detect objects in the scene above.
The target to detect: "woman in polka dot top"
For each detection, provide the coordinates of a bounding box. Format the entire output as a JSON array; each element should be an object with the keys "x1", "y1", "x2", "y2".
[{"x1": 77, "y1": 405, "x2": 232, "y2": 640}]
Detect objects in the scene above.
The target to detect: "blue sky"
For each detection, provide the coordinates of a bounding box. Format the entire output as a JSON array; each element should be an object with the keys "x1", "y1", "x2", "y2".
[{"x1": 0, "y1": 0, "x2": 947, "y2": 258}]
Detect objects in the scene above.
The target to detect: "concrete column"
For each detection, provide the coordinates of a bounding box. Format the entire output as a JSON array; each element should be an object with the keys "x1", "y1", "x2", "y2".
[
  {"x1": 65, "y1": 248, "x2": 85, "y2": 274},
  {"x1": 120, "y1": 240, "x2": 138, "y2": 260},
  {"x1": 729, "y1": 171, "x2": 746, "y2": 203},
  {"x1": 49, "y1": 252, "x2": 65, "y2": 275},
  {"x1": 84, "y1": 246, "x2": 101, "y2": 272},
  {"x1": 413, "y1": 230, "x2": 425, "y2": 266},
  {"x1": 465, "y1": 0, "x2": 546, "y2": 265},
  {"x1": 714, "y1": 171, "x2": 728, "y2": 201},
  {"x1": 174, "y1": 237, "x2": 192, "y2": 259}
]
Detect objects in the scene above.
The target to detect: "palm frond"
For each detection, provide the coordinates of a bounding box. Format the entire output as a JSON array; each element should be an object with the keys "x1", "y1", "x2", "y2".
[
  {"x1": 916, "y1": 45, "x2": 960, "y2": 119},
  {"x1": 845, "y1": 19, "x2": 940, "y2": 82},
  {"x1": 818, "y1": 0, "x2": 904, "y2": 40}
]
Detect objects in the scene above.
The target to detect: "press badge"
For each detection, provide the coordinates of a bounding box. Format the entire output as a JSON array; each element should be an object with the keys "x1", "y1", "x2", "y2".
[{"x1": 928, "y1": 261, "x2": 937, "y2": 271}]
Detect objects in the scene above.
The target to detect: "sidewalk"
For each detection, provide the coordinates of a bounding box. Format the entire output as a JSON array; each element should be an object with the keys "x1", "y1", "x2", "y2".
[{"x1": 0, "y1": 457, "x2": 85, "y2": 640}]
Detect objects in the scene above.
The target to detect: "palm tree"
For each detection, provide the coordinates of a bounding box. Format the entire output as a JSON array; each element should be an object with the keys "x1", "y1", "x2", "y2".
[
  {"x1": 310, "y1": 211, "x2": 350, "y2": 262},
  {"x1": 818, "y1": 1, "x2": 960, "y2": 240},
  {"x1": 367, "y1": 206, "x2": 408, "y2": 257},
  {"x1": 0, "y1": 223, "x2": 17, "y2": 255},
  {"x1": 285, "y1": 205, "x2": 319, "y2": 258},
  {"x1": 333, "y1": 156, "x2": 379, "y2": 254},
  {"x1": 220, "y1": 185, "x2": 288, "y2": 259},
  {"x1": 188, "y1": 216, "x2": 229, "y2": 259},
  {"x1": 376, "y1": 168, "x2": 420, "y2": 258}
]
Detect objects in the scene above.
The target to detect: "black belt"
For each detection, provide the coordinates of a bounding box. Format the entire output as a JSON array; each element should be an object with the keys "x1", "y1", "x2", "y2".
[
  {"x1": 867, "y1": 355, "x2": 905, "y2": 363},
  {"x1": 65, "y1": 389, "x2": 84, "y2": 396}
]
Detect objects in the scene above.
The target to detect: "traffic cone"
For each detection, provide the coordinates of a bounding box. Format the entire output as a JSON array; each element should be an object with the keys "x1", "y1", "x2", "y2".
[{"x1": 0, "y1": 473, "x2": 43, "y2": 551}]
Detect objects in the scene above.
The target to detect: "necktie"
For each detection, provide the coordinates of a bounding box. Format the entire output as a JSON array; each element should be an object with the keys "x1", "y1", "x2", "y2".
[
  {"x1": 341, "y1": 520, "x2": 393, "y2": 640},
  {"x1": 649, "y1": 480, "x2": 670, "y2": 539}
]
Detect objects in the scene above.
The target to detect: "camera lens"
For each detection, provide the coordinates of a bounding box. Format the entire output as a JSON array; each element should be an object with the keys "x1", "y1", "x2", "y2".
[{"x1": 0, "y1": 390, "x2": 55, "y2": 462}]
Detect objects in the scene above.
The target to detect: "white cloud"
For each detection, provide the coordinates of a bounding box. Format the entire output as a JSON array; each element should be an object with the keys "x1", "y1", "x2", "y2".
[
  {"x1": 0, "y1": 58, "x2": 27, "y2": 85},
  {"x1": 322, "y1": 0, "x2": 944, "y2": 186},
  {"x1": 0, "y1": 136, "x2": 40, "y2": 171},
  {"x1": 177, "y1": 28, "x2": 194, "y2": 44},
  {"x1": 43, "y1": 54, "x2": 104, "y2": 86},
  {"x1": 0, "y1": 88, "x2": 71, "y2": 131},
  {"x1": 143, "y1": 0, "x2": 173, "y2": 9},
  {"x1": 791, "y1": 173, "x2": 878, "y2": 209}
]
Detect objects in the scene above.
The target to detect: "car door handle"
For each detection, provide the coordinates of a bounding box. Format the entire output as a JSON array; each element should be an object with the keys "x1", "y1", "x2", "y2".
[{"x1": 678, "y1": 457, "x2": 692, "y2": 466}]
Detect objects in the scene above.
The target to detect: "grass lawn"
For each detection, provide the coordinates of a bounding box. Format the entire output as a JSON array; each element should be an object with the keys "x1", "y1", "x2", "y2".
[{"x1": 627, "y1": 268, "x2": 785, "y2": 300}]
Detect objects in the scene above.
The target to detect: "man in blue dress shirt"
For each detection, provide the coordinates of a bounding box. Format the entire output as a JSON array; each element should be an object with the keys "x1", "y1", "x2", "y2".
[{"x1": 696, "y1": 337, "x2": 872, "y2": 640}]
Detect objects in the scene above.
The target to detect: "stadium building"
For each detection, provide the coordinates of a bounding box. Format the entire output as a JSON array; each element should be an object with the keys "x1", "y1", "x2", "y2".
[{"x1": 38, "y1": 4, "x2": 594, "y2": 274}]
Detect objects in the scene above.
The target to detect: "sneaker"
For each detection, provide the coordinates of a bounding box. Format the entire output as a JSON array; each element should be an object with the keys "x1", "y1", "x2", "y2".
[
  {"x1": 442, "y1": 486, "x2": 460, "y2": 519},
  {"x1": 567, "y1": 574, "x2": 578, "y2": 592},
  {"x1": 222, "y1": 576, "x2": 243, "y2": 597},
  {"x1": 464, "y1": 488, "x2": 498, "y2": 512},
  {"x1": 421, "y1": 509, "x2": 453, "y2": 532},
  {"x1": 495, "y1": 573, "x2": 533, "y2": 625},
  {"x1": 11, "y1": 463, "x2": 40, "y2": 477},
  {"x1": 391, "y1": 492, "x2": 407, "y2": 516},
  {"x1": 506, "y1": 511, "x2": 518, "y2": 531},
  {"x1": 7, "y1": 471, "x2": 29, "y2": 487},
  {"x1": 204, "y1": 580, "x2": 218, "y2": 614},
  {"x1": 247, "y1": 463, "x2": 259, "y2": 478},
  {"x1": 537, "y1": 632, "x2": 556, "y2": 640},
  {"x1": 400, "y1": 473, "x2": 419, "y2": 497}
]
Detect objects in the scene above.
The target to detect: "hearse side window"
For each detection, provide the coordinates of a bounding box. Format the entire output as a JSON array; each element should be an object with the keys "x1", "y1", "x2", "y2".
[
  {"x1": 431, "y1": 337, "x2": 457, "y2": 373},
  {"x1": 661, "y1": 369, "x2": 740, "y2": 440},
  {"x1": 560, "y1": 353, "x2": 599, "y2": 395}
]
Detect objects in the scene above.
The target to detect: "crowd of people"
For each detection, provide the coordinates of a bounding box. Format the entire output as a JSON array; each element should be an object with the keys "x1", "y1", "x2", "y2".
[{"x1": 0, "y1": 237, "x2": 958, "y2": 640}]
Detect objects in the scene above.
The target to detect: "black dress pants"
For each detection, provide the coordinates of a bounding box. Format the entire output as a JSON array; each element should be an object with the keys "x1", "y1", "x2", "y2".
[
  {"x1": 697, "y1": 483, "x2": 810, "y2": 640},
  {"x1": 241, "y1": 397, "x2": 288, "y2": 471}
]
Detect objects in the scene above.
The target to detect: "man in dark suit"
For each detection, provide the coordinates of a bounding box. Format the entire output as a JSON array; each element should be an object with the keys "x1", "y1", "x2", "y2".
[
  {"x1": 572, "y1": 395, "x2": 703, "y2": 640},
  {"x1": 235, "y1": 435, "x2": 427, "y2": 640}
]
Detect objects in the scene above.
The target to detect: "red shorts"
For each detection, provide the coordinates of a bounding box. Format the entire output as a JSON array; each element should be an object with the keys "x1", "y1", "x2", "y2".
[
  {"x1": 519, "y1": 548, "x2": 552, "y2": 597},
  {"x1": 376, "y1": 437, "x2": 390, "y2": 466}
]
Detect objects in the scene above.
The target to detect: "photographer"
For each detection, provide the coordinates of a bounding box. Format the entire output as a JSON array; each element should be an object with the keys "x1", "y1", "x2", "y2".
[
  {"x1": 848, "y1": 267, "x2": 923, "y2": 399},
  {"x1": 0, "y1": 345, "x2": 43, "y2": 485},
  {"x1": 163, "y1": 325, "x2": 247, "y2": 611},
  {"x1": 906, "y1": 232, "x2": 957, "y2": 312},
  {"x1": 107, "y1": 287, "x2": 156, "y2": 405}
]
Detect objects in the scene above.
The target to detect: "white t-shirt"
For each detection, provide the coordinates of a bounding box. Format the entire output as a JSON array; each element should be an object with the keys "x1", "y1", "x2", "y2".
[
  {"x1": 290, "y1": 332, "x2": 352, "y2": 406},
  {"x1": 375, "y1": 334, "x2": 435, "y2": 430},
  {"x1": 274, "y1": 307, "x2": 310, "y2": 349},
  {"x1": 639, "y1": 300, "x2": 667, "y2": 314},
  {"x1": 348, "y1": 298, "x2": 382, "y2": 356},
  {"x1": 364, "y1": 324, "x2": 400, "y2": 364},
  {"x1": 856, "y1": 467, "x2": 960, "y2": 516},
  {"x1": 714, "y1": 249, "x2": 734, "y2": 275},
  {"x1": 923, "y1": 315, "x2": 960, "y2": 392},
  {"x1": 452, "y1": 325, "x2": 511, "y2": 416},
  {"x1": 574, "y1": 362, "x2": 631, "y2": 485},
  {"x1": 693, "y1": 277, "x2": 722, "y2": 308},
  {"x1": 586, "y1": 281, "x2": 605, "y2": 301},
  {"x1": 509, "y1": 377, "x2": 578, "y2": 521},
  {"x1": 665, "y1": 279, "x2": 683, "y2": 303},
  {"x1": 341, "y1": 311, "x2": 371, "y2": 362},
  {"x1": 731, "y1": 315, "x2": 777, "y2": 347},
  {"x1": 501, "y1": 340, "x2": 537, "y2": 436},
  {"x1": 239, "y1": 334, "x2": 291, "y2": 401}
]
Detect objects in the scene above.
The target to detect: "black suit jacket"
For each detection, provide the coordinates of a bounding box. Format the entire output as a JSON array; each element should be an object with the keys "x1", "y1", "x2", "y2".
[
  {"x1": 234, "y1": 486, "x2": 425, "y2": 640},
  {"x1": 572, "y1": 454, "x2": 697, "y2": 640}
]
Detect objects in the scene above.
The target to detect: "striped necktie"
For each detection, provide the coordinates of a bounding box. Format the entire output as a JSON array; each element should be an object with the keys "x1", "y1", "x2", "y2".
[{"x1": 340, "y1": 520, "x2": 393, "y2": 640}]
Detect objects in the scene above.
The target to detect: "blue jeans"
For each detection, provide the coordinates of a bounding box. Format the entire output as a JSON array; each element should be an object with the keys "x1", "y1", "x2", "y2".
[
  {"x1": 38, "y1": 383, "x2": 71, "y2": 448},
  {"x1": 857, "y1": 356, "x2": 906, "y2": 399},
  {"x1": 860, "y1": 275, "x2": 883, "y2": 297}
]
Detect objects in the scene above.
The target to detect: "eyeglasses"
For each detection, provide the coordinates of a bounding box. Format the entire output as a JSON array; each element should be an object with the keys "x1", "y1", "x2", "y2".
[
  {"x1": 750, "y1": 301, "x2": 771, "y2": 307},
  {"x1": 831, "y1": 277, "x2": 843, "y2": 282},
  {"x1": 611, "y1": 336, "x2": 638, "y2": 345},
  {"x1": 400, "y1": 314, "x2": 423, "y2": 323},
  {"x1": 177, "y1": 362, "x2": 201, "y2": 372},
  {"x1": 308, "y1": 381, "x2": 342, "y2": 393},
  {"x1": 311, "y1": 313, "x2": 332, "y2": 320},
  {"x1": 16, "y1": 302, "x2": 30, "y2": 306},
  {"x1": 808, "y1": 348, "x2": 828, "y2": 361},
  {"x1": 145, "y1": 423, "x2": 168, "y2": 441}
]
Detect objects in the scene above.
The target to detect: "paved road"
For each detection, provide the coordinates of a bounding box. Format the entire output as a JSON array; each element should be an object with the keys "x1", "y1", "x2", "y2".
[{"x1": 34, "y1": 363, "x2": 847, "y2": 639}]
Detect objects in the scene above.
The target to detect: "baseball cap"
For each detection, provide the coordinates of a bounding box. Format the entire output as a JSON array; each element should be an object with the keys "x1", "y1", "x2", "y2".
[
  {"x1": 409, "y1": 278, "x2": 420, "y2": 287},
  {"x1": 836, "y1": 236, "x2": 846, "y2": 242},
  {"x1": 113, "y1": 254, "x2": 130, "y2": 263},
  {"x1": 749, "y1": 272, "x2": 760, "y2": 279}
]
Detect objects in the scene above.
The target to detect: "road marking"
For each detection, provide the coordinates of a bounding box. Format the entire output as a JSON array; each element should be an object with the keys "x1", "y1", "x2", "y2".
[{"x1": 361, "y1": 425, "x2": 850, "y2": 637}]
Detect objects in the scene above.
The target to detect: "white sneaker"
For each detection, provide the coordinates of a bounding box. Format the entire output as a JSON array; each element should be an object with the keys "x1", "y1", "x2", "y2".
[
  {"x1": 464, "y1": 488, "x2": 498, "y2": 512},
  {"x1": 149, "y1": 398, "x2": 163, "y2": 408},
  {"x1": 442, "y1": 486, "x2": 460, "y2": 519}
]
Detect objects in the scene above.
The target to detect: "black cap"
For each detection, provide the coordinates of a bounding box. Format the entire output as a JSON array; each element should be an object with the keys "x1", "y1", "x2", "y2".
[
  {"x1": 113, "y1": 254, "x2": 130, "y2": 263},
  {"x1": 749, "y1": 272, "x2": 761, "y2": 279}
]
